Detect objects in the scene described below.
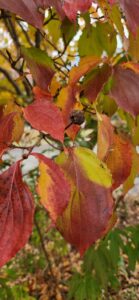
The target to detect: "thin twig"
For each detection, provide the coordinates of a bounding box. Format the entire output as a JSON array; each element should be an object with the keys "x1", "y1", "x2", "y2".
[
  {"x1": 43, "y1": 135, "x2": 63, "y2": 151},
  {"x1": 34, "y1": 216, "x2": 55, "y2": 280},
  {"x1": 0, "y1": 67, "x2": 22, "y2": 95},
  {"x1": 17, "y1": 21, "x2": 34, "y2": 46}
]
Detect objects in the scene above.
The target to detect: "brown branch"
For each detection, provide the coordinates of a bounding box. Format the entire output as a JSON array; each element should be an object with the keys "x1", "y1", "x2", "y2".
[
  {"x1": 0, "y1": 66, "x2": 22, "y2": 95},
  {"x1": 35, "y1": 29, "x2": 42, "y2": 48},
  {"x1": 2, "y1": 12, "x2": 20, "y2": 49},
  {"x1": 34, "y1": 215, "x2": 55, "y2": 280},
  {"x1": 17, "y1": 21, "x2": 33, "y2": 46},
  {"x1": 43, "y1": 135, "x2": 63, "y2": 151}
]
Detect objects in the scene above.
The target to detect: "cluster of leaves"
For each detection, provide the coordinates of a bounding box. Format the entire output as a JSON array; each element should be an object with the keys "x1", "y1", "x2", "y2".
[
  {"x1": 0, "y1": 0, "x2": 139, "y2": 278},
  {"x1": 69, "y1": 225, "x2": 139, "y2": 300}
]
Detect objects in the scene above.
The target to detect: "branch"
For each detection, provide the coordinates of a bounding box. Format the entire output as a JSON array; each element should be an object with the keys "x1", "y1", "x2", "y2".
[
  {"x1": 34, "y1": 215, "x2": 55, "y2": 280},
  {"x1": 3, "y1": 13, "x2": 20, "y2": 49},
  {"x1": 17, "y1": 21, "x2": 33, "y2": 46},
  {"x1": 0, "y1": 67, "x2": 22, "y2": 95}
]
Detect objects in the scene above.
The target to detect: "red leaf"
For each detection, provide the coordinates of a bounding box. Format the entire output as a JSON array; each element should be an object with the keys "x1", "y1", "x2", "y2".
[
  {"x1": 62, "y1": 0, "x2": 92, "y2": 21},
  {"x1": 33, "y1": 86, "x2": 53, "y2": 102},
  {"x1": 35, "y1": 0, "x2": 65, "y2": 19},
  {"x1": 81, "y1": 64, "x2": 112, "y2": 103},
  {"x1": 56, "y1": 147, "x2": 113, "y2": 255},
  {"x1": 0, "y1": 0, "x2": 43, "y2": 28},
  {"x1": 24, "y1": 100, "x2": 65, "y2": 142},
  {"x1": 0, "y1": 162, "x2": 34, "y2": 267},
  {"x1": 119, "y1": 0, "x2": 139, "y2": 36},
  {"x1": 33, "y1": 153, "x2": 71, "y2": 222},
  {"x1": 0, "y1": 0, "x2": 93, "y2": 26},
  {"x1": 110, "y1": 64, "x2": 139, "y2": 116},
  {"x1": 0, "y1": 112, "x2": 16, "y2": 157},
  {"x1": 109, "y1": 0, "x2": 139, "y2": 35}
]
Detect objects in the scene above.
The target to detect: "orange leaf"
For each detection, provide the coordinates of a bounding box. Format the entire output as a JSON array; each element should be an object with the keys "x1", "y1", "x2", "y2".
[
  {"x1": 33, "y1": 153, "x2": 71, "y2": 223},
  {"x1": 97, "y1": 114, "x2": 114, "y2": 161},
  {"x1": 69, "y1": 56, "x2": 100, "y2": 87},
  {"x1": 98, "y1": 114, "x2": 133, "y2": 189},
  {"x1": 106, "y1": 134, "x2": 133, "y2": 190},
  {"x1": 4, "y1": 102, "x2": 24, "y2": 142}
]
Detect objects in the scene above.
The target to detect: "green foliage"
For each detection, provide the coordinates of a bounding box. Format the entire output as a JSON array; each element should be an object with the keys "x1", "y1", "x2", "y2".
[{"x1": 69, "y1": 225, "x2": 139, "y2": 300}]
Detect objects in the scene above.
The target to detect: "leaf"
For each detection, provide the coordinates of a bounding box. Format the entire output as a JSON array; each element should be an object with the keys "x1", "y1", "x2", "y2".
[
  {"x1": 56, "y1": 147, "x2": 113, "y2": 255},
  {"x1": 57, "y1": 86, "x2": 80, "y2": 140},
  {"x1": 61, "y1": 17, "x2": 79, "y2": 44},
  {"x1": 21, "y1": 47, "x2": 55, "y2": 91},
  {"x1": 0, "y1": 112, "x2": 16, "y2": 157},
  {"x1": 81, "y1": 64, "x2": 112, "y2": 103},
  {"x1": 109, "y1": 3, "x2": 124, "y2": 37},
  {"x1": 62, "y1": 0, "x2": 92, "y2": 21},
  {"x1": 4, "y1": 102, "x2": 24, "y2": 142},
  {"x1": 110, "y1": 63, "x2": 139, "y2": 116},
  {"x1": 69, "y1": 56, "x2": 100, "y2": 87},
  {"x1": 97, "y1": 114, "x2": 133, "y2": 189},
  {"x1": 24, "y1": 98, "x2": 65, "y2": 142},
  {"x1": 97, "y1": 114, "x2": 114, "y2": 161},
  {"x1": 0, "y1": 162, "x2": 34, "y2": 267},
  {"x1": 129, "y1": 29, "x2": 139, "y2": 62},
  {"x1": 79, "y1": 22, "x2": 117, "y2": 57},
  {"x1": 0, "y1": 0, "x2": 44, "y2": 29},
  {"x1": 33, "y1": 153, "x2": 71, "y2": 222},
  {"x1": 46, "y1": 17, "x2": 62, "y2": 45},
  {"x1": 99, "y1": 95, "x2": 117, "y2": 117},
  {"x1": 57, "y1": 86, "x2": 75, "y2": 124},
  {"x1": 119, "y1": 0, "x2": 139, "y2": 36},
  {"x1": 33, "y1": 86, "x2": 53, "y2": 101},
  {"x1": 36, "y1": 0, "x2": 65, "y2": 19},
  {"x1": 105, "y1": 134, "x2": 133, "y2": 189},
  {"x1": 123, "y1": 151, "x2": 139, "y2": 193}
]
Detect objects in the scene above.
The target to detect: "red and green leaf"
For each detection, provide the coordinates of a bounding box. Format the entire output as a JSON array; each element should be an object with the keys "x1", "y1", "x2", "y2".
[
  {"x1": 21, "y1": 47, "x2": 55, "y2": 91},
  {"x1": 81, "y1": 64, "x2": 112, "y2": 103},
  {"x1": 56, "y1": 147, "x2": 113, "y2": 255}
]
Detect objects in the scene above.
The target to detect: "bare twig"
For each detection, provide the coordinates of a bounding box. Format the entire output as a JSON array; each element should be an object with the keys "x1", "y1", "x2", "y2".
[
  {"x1": 34, "y1": 215, "x2": 55, "y2": 280},
  {"x1": 0, "y1": 66, "x2": 22, "y2": 95}
]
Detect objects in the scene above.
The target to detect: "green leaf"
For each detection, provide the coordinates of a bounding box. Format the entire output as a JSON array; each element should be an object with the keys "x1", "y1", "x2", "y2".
[
  {"x1": 61, "y1": 17, "x2": 79, "y2": 44},
  {"x1": 74, "y1": 147, "x2": 112, "y2": 188},
  {"x1": 46, "y1": 18, "x2": 62, "y2": 45},
  {"x1": 79, "y1": 22, "x2": 117, "y2": 57}
]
